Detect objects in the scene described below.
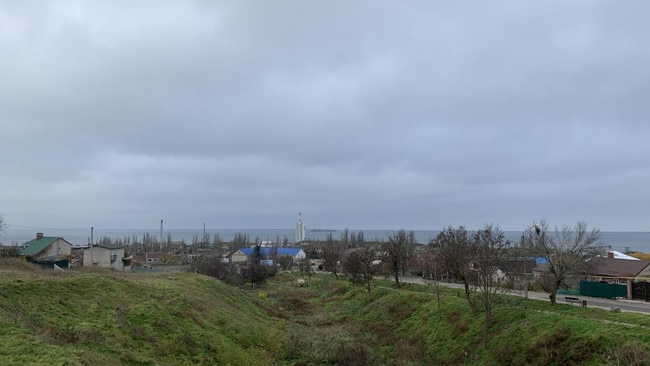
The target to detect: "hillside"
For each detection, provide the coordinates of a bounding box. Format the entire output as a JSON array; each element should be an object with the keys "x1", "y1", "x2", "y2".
[
  {"x1": 1, "y1": 259, "x2": 650, "y2": 365},
  {"x1": 0, "y1": 260, "x2": 282, "y2": 365}
]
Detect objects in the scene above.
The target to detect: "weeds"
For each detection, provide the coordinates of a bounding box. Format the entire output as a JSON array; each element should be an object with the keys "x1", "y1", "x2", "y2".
[{"x1": 609, "y1": 342, "x2": 650, "y2": 366}]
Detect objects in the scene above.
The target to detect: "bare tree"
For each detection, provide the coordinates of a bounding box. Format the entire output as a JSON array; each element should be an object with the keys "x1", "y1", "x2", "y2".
[
  {"x1": 201, "y1": 231, "x2": 210, "y2": 246},
  {"x1": 527, "y1": 220, "x2": 603, "y2": 305},
  {"x1": 230, "y1": 232, "x2": 249, "y2": 256},
  {"x1": 270, "y1": 241, "x2": 279, "y2": 268},
  {"x1": 297, "y1": 258, "x2": 313, "y2": 285},
  {"x1": 434, "y1": 226, "x2": 477, "y2": 311},
  {"x1": 342, "y1": 247, "x2": 377, "y2": 300},
  {"x1": 0, "y1": 216, "x2": 17, "y2": 257},
  {"x1": 322, "y1": 233, "x2": 341, "y2": 279},
  {"x1": 191, "y1": 254, "x2": 228, "y2": 279},
  {"x1": 349, "y1": 230, "x2": 365, "y2": 249},
  {"x1": 247, "y1": 243, "x2": 267, "y2": 289},
  {"x1": 137, "y1": 232, "x2": 159, "y2": 252},
  {"x1": 341, "y1": 228, "x2": 350, "y2": 249},
  {"x1": 212, "y1": 234, "x2": 223, "y2": 252},
  {"x1": 404, "y1": 230, "x2": 417, "y2": 276},
  {"x1": 356, "y1": 231, "x2": 365, "y2": 247},
  {"x1": 472, "y1": 224, "x2": 511, "y2": 345},
  {"x1": 383, "y1": 229, "x2": 410, "y2": 286},
  {"x1": 350, "y1": 232, "x2": 358, "y2": 248},
  {"x1": 418, "y1": 247, "x2": 444, "y2": 312}
]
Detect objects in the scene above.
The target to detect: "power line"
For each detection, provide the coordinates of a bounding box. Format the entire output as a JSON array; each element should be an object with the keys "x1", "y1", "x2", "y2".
[
  {"x1": 4, "y1": 224, "x2": 167, "y2": 231},
  {"x1": 5, "y1": 223, "x2": 89, "y2": 231}
]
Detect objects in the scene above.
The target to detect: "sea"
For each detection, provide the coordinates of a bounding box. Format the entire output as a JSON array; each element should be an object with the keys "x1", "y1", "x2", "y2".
[{"x1": 2, "y1": 227, "x2": 650, "y2": 253}]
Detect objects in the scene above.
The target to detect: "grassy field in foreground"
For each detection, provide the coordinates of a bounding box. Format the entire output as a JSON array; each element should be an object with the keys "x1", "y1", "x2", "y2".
[{"x1": 1, "y1": 259, "x2": 650, "y2": 365}]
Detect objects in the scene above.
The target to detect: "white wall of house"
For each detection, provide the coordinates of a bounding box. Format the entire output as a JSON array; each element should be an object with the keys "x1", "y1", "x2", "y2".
[
  {"x1": 39, "y1": 239, "x2": 72, "y2": 261},
  {"x1": 145, "y1": 252, "x2": 167, "y2": 263},
  {"x1": 231, "y1": 249, "x2": 307, "y2": 263},
  {"x1": 231, "y1": 250, "x2": 248, "y2": 263},
  {"x1": 294, "y1": 250, "x2": 306, "y2": 261},
  {"x1": 83, "y1": 246, "x2": 125, "y2": 271}
]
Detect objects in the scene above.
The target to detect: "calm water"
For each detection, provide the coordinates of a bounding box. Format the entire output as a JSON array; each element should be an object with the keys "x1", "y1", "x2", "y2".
[{"x1": 2, "y1": 228, "x2": 650, "y2": 253}]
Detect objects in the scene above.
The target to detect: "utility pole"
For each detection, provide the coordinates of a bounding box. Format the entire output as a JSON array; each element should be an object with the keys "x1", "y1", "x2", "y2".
[
  {"x1": 90, "y1": 227, "x2": 94, "y2": 266},
  {"x1": 521, "y1": 224, "x2": 540, "y2": 299},
  {"x1": 160, "y1": 220, "x2": 163, "y2": 252}
]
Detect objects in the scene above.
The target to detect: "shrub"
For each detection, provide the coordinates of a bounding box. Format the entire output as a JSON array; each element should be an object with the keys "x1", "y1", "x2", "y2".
[{"x1": 611, "y1": 342, "x2": 650, "y2": 366}]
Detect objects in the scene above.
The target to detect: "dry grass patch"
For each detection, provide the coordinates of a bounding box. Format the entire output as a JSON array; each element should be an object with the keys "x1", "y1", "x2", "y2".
[{"x1": 446, "y1": 310, "x2": 469, "y2": 336}]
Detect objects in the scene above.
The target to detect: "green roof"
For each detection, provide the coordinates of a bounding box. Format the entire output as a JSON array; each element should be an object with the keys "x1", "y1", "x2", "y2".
[{"x1": 19, "y1": 237, "x2": 65, "y2": 256}]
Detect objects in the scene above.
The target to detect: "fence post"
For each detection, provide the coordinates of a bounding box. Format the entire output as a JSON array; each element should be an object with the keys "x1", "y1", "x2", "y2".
[{"x1": 627, "y1": 280, "x2": 633, "y2": 300}]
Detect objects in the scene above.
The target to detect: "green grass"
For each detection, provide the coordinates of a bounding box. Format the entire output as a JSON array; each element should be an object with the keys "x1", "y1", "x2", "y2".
[
  {"x1": 0, "y1": 263, "x2": 282, "y2": 365},
  {"x1": 1, "y1": 259, "x2": 650, "y2": 365},
  {"x1": 274, "y1": 276, "x2": 650, "y2": 365}
]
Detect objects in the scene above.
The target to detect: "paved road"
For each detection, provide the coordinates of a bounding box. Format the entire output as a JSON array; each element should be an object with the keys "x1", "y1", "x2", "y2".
[{"x1": 397, "y1": 276, "x2": 650, "y2": 315}]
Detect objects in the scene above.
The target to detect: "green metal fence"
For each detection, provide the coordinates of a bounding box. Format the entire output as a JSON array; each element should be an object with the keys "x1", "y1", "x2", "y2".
[{"x1": 579, "y1": 280, "x2": 627, "y2": 299}]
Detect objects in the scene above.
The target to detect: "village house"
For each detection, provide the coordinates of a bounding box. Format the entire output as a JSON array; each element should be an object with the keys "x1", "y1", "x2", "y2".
[
  {"x1": 18, "y1": 233, "x2": 72, "y2": 268},
  {"x1": 587, "y1": 256, "x2": 650, "y2": 284},
  {"x1": 145, "y1": 252, "x2": 166, "y2": 264},
  {"x1": 231, "y1": 247, "x2": 306, "y2": 263},
  {"x1": 165, "y1": 241, "x2": 187, "y2": 255},
  {"x1": 83, "y1": 243, "x2": 131, "y2": 272}
]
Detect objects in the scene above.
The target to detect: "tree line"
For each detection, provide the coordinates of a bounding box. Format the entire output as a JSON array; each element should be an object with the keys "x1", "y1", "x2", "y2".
[
  {"x1": 185, "y1": 221, "x2": 602, "y2": 311},
  {"x1": 188, "y1": 220, "x2": 602, "y2": 344}
]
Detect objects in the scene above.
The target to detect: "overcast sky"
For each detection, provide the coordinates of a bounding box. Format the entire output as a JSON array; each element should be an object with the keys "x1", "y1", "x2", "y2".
[{"x1": 1, "y1": 1, "x2": 649, "y2": 233}]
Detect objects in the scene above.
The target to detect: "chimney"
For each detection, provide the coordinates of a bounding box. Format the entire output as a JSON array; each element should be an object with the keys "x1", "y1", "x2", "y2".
[
  {"x1": 36, "y1": 233, "x2": 43, "y2": 240},
  {"x1": 607, "y1": 252, "x2": 614, "y2": 259}
]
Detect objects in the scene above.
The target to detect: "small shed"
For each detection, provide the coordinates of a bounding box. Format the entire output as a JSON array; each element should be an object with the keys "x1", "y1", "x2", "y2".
[
  {"x1": 145, "y1": 252, "x2": 166, "y2": 264},
  {"x1": 84, "y1": 243, "x2": 129, "y2": 271}
]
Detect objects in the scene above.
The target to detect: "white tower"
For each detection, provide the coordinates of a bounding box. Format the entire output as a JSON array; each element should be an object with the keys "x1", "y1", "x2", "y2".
[{"x1": 295, "y1": 213, "x2": 305, "y2": 243}]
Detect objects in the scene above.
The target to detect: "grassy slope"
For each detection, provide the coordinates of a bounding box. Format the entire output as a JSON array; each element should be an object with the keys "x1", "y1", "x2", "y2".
[
  {"x1": 0, "y1": 260, "x2": 283, "y2": 365},
  {"x1": 2, "y1": 259, "x2": 650, "y2": 365},
  {"x1": 270, "y1": 278, "x2": 650, "y2": 365}
]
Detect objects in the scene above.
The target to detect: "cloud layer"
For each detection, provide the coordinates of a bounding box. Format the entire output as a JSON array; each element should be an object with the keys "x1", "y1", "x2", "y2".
[{"x1": 1, "y1": 1, "x2": 649, "y2": 231}]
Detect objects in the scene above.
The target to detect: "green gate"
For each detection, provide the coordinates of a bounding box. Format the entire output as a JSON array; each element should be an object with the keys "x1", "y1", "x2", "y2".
[{"x1": 579, "y1": 281, "x2": 627, "y2": 299}]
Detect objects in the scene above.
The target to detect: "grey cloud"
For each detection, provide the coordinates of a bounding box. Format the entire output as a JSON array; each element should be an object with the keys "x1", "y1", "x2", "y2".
[{"x1": 1, "y1": 1, "x2": 649, "y2": 232}]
